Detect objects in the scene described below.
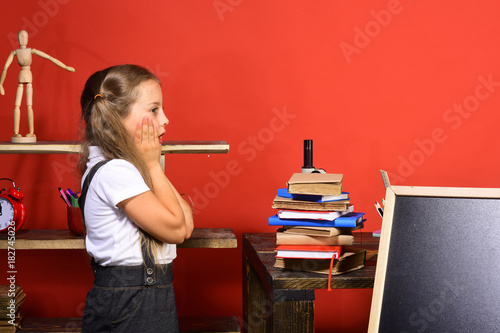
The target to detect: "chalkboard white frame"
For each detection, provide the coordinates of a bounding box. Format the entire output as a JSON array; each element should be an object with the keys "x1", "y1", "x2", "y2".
[{"x1": 368, "y1": 185, "x2": 500, "y2": 332}]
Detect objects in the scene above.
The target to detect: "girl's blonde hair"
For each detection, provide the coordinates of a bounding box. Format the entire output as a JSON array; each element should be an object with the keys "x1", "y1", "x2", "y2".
[{"x1": 79, "y1": 64, "x2": 162, "y2": 263}]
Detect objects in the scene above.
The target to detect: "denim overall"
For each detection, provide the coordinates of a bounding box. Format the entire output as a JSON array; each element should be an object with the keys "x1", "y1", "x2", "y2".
[{"x1": 79, "y1": 160, "x2": 179, "y2": 333}]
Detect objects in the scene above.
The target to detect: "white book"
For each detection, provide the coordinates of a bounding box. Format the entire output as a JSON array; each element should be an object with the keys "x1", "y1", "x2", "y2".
[{"x1": 277, "y1": 205, "x2": 354, "y2": 221}]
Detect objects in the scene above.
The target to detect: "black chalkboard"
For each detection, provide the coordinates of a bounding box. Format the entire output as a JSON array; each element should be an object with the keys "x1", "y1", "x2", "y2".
[{"x1": 368, "y1": 186, "x2": 500, "y2": 333}]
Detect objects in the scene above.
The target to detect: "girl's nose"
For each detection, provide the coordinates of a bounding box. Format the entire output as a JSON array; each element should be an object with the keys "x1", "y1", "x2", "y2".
[{"x1": 159, "y1": 109, "x2": 169, "y2": 126}]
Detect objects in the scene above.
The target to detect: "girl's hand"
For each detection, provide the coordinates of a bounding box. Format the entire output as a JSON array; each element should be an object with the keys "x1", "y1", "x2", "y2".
[{"x1": 134, "y1": 117, "x2": 161, "y2": 169}]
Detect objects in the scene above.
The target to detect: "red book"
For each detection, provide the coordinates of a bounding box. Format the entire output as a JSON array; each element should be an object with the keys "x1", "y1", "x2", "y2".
[{"x1": 275, "y1": 245, "x2": 342, "y2": 259}]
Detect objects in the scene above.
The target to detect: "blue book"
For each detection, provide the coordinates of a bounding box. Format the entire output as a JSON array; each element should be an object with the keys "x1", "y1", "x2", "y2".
[
  {"x1": 277, "y1": 188, "x2": 349, "y2": 202},
  {"x1": 268, "y1": 212, "x2": 365, "y2": 228}
]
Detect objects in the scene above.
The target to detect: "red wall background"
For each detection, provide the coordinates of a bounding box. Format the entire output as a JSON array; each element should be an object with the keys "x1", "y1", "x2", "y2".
[{"x1": 1, "y1": 1, "x2": 500, "y2": 332}]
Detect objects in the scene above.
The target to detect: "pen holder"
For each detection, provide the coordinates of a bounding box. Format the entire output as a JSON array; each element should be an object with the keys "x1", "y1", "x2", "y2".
[{"x1": 67, "y1": 206, "x2": 84, "y2": 236}]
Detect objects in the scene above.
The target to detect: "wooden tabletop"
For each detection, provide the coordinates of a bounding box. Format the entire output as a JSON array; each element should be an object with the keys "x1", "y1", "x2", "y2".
[
  {"x1": 243, "y1": 232, "x2": 379, "y2": 290},
  {"x1": 0, "y1": 228, "x2": 237, "y2": 250}
]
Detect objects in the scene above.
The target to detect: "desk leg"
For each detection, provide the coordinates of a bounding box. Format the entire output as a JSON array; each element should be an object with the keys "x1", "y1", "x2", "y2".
[
  {"x1": 243, "y1": 255, "x2": 269, "y2": 333},
  {"x1": 243, "y1": 254, "x2": 315, "y2": 333},
  {"x1": 270, "y1": 289, "x2": 314, "y2": 333}
]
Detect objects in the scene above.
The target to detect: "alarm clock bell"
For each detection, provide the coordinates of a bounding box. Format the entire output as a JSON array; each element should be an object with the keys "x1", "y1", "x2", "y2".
[{"x1": 0, "y1": 178, "x2": 26, "y2": 232}]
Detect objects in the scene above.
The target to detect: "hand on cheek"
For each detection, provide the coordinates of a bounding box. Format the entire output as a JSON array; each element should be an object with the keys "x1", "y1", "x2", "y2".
[{"x1": 135, "y1": 117, "x2": 161, "y2": 167}]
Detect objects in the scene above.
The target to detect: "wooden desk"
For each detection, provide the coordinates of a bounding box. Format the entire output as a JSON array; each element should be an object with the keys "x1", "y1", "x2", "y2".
[{"x1": 242, "y1": 232, "x2": 379, "y2": 333}]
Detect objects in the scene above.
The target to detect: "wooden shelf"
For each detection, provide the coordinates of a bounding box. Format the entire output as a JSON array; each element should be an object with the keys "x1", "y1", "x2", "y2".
[
  {"x1": 19, "y1": 316, "x2": 241, "y2": 332},
  {"x1": 0, "y1": 228, "x2": 237, "y2": 250},
  {"x1": 0, "y1": 140, "x2": 229, "y2": 154}
]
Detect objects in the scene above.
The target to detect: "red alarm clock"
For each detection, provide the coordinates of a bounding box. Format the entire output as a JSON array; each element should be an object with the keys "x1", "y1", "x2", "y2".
[{"x1": 0, "y1": 178, "x2": 26, "y2": 232}]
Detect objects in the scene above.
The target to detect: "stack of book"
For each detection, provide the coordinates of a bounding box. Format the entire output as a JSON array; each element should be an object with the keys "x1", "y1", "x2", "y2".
[
  {"x1": 269, "y1": 173, "x2": 367, "y2": 279},
  {"x1": 0, "y1": 285, "x2": 25, "y2": 332}
]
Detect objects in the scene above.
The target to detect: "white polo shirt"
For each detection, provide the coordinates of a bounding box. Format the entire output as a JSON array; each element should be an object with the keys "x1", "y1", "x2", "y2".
[{"x1": 81, "y1": 146, "x2": 176, "y2": 266}]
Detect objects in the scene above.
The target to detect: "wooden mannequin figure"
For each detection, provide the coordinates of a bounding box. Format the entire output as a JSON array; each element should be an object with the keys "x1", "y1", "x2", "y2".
[{"x1": 0, "y1": 30, "x2": 75, "y2": 143}]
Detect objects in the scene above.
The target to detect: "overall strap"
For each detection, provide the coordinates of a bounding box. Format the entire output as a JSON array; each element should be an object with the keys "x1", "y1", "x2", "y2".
[
  {"x1": 78, "y1": 160, "x2": 111, "y2": 224},
  {"x1": 80, "y1": 159, "x2": 158, "y2": 281},
  {"x1": 141, "y1": 238, "x2": 158, "y2": 285}
]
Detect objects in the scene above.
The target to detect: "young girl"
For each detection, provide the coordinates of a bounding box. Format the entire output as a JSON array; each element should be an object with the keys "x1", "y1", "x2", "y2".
[{"x1": 78, "y1": 64, "x2": 194, "y2": 332}]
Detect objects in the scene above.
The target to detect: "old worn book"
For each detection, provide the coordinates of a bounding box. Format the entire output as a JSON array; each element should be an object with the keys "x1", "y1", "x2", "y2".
[
  {"x1": 0, "y1": 325, "x2": 17, "y2": 332},
  {"x1": 0, "y1": 312, "x2": 21, "y2": 329},
  {"x1": 0, "y1": 285, "x2": 25, "y2": 327},
  {"x1": 272, "y1": 196, "x2": 351, "y2": 211},
  {"x1": 277, "y1": 188, "x2": 349, "y2": 202},
  {"x1": 0, "y1": 285, "x2": 25, "y2": 311},
  {"x1": 284, "y1": 224, "x2": 363, "y2": 237},
  {"x1": 287, "y1": 173, "x2": 343, "y2": 195},
  {"x1": 0, "y1": 293, "x2": 25, "y2": 313},
  {"x1": 276, "y1": 230, "x2": 354, "y2": 246},
  {"x1": 0, "y1": 285, "x2": 22, "y2": 299},
  {"x1": 274, "y1": 250, "x2": 366, "y2": 275}
]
